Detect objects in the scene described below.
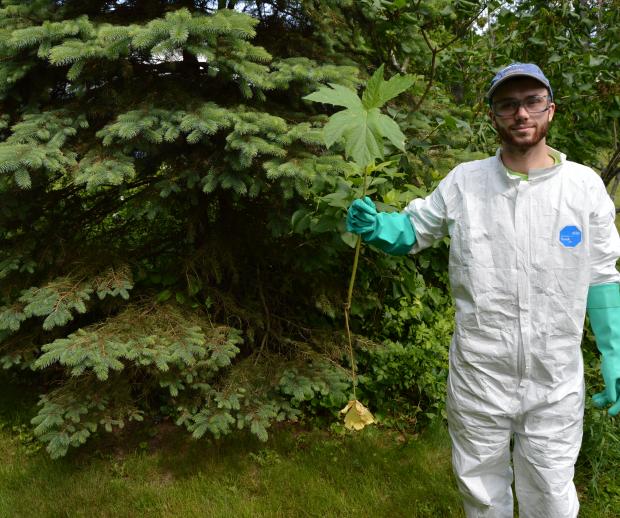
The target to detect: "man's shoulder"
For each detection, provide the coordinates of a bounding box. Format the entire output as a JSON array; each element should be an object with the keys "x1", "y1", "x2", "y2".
[
  {"x1": 436, "y1": 157, "x2": 496, "y2": 200},
  {"x1": 447, "y1": 156, "x2": 496, "y2": 179},
  {"x1": 561, "y1": 160, "x2": 604, "y2": 186},
  {"x1": 563, "y1": 159, "x2": 596, "y2": 174}
]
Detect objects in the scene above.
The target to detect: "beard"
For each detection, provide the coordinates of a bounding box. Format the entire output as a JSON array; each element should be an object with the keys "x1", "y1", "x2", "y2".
[{"x1": 495, "y1": 118, "x2": 549, "y2": 152}]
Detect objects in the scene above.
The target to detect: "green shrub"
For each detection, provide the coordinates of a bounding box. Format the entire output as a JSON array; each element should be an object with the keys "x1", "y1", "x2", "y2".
[{"x1": 578, "y1": 324, "x2": 620, "y2": 511}]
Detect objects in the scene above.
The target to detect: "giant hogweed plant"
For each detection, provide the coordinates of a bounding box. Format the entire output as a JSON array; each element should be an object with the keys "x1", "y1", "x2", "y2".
[{"x1": 305, "y1": 65, "x2": 414, "y2": 430}]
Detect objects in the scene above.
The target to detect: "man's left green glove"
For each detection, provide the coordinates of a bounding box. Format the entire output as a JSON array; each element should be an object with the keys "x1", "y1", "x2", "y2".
[{"x1": 587, "y1": 283, "x2": 620, "y2": 417}]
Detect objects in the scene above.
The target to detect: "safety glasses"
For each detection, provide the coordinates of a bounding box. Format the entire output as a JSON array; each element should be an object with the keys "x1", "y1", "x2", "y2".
[{"x1": 492, "y1": 95, "x2": 550, "y2": 117}]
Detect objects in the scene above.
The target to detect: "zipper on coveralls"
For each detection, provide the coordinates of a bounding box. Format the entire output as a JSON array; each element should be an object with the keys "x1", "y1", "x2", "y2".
[{"x1": 514, "y1": 180, "x2": 528, "y2": 385}]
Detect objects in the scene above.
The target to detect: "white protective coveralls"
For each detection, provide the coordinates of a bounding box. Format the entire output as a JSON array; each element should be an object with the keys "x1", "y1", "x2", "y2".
[{"x1": 403, "y1": 147, "x2": 620, "y2": 518}]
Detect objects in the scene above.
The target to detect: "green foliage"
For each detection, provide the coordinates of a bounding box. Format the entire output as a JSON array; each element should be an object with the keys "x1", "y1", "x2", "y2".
[
  {"x1": 578, "y1": 324, "x2": 620, "y2": 510},
  {"x1": 278, "y1": 362, "x2": 349, "y2": 410},
  {"x1": 75, "y1": 152, "x2": 136, "y2": 191},
  {"x1": 20, "y1": 282, "x2": 92, "y2": 330},
  {"x1": 0, "y1": 304, "x2": 26, "y2": 332},
  {"x1": 28, "y1": 304, "x2": 247, "y2": 458},
  {"x1": 176, "y1": 357, "x2": 350, "y2": 445},
  {"x1": 31, "y1": 389, "x2": 145, "y2": 459},
  {"x1": 0, "y1": 143, "x2": 74, "y2": 188},
  {"x1": 0, "y1": 267, "x2": 135, "y2": 337},
  {"x1": 304, "y1": 65, "x2": 414, "y2": 166},
  {"x1": 355, "y1": 255, "x2": 453, "y2": 425},
  {"x1": 0, "y1": 6, "x2": 617, "y2": 500}
]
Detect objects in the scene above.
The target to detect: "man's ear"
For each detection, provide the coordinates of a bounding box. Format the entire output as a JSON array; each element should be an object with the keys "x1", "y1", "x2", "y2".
[
  {"x1": 547, "y1": 102, "x2": 556, "y2": 122},
  {"x1": 488, "y1": 109, "x2": 497, "y2": 129}
]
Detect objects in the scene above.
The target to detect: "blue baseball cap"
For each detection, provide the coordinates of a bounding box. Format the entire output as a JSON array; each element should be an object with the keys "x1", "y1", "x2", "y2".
[{"x1": 487, "y1": 63, "x2": 553, "y2": 101}]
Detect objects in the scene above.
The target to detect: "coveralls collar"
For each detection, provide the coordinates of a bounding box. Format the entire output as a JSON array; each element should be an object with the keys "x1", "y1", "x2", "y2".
[{"x1": 496, "y1": 146, "x2": 565, "y2": 182}]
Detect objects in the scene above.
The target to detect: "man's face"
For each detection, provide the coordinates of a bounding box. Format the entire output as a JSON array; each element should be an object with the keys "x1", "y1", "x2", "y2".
[{"x1": 489, "y1": 77, "x2": 555, "y2": 152}]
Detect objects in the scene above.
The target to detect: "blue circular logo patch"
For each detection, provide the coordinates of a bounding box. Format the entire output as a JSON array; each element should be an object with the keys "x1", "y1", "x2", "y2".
[{"x1": 559, "y1": 225, "x2": 582, "y2": 247}]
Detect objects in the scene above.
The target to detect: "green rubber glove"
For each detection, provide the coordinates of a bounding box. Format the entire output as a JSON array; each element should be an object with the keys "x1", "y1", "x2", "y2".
[
  {"x1": 346, "y1": 197, "x2": 416, "y2": 255},
  {"x1": 587, "y1": 283, "x2": 620, "y2": 417}
]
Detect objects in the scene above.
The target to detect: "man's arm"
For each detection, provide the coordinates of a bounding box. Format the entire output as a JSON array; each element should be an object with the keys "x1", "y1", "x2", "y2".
[
  {"x1": 587, "y1": 284, "x2": 620, "y2": 416},
  {"x1": 346, "y1": 179, "x2": 450, "y2": 256},
  {"x1": 587, "y1": 178, "x2": 620, "y2": 416}
]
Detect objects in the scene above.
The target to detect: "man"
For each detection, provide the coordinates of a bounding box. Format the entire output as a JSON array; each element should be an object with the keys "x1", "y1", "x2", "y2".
[{"x1": 346, "y1": 63, "x2": 620, "y2": 517}]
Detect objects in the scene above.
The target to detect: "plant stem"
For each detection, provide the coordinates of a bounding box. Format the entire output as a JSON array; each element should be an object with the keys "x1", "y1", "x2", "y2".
[
  {"x1": 344, "y1": 236, "x2": 362, "y2": 399},
  {"x1": 343, "y1": 164, "x2": 370, "y2": 400}
]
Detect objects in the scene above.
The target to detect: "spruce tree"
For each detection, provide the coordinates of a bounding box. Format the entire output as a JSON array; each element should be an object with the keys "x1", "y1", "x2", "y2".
[{"x1": 0, "y1": 0, "x2": 358, "y2": 457}]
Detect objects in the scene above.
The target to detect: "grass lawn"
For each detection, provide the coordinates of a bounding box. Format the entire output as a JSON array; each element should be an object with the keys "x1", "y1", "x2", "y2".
[
  {"x1": 0, "y1": 374, "x2": 466, "y2": 518},
  {"x1": 0, "y1": 374, "x2": 617, "y2": 517},
  {"x1": 0, "y1": 425, "x2": 469, "y2": 518}
]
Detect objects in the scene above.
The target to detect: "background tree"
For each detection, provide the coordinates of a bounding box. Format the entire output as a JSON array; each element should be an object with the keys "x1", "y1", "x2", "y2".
[{"x1": 0, "y1": 0, "x2": 364, "y2": 457}]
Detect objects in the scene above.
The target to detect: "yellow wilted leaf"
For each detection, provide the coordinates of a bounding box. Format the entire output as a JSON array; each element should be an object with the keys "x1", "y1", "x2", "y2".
[{"x1": 340, "y1": 399, "x2": 375, "y2": 431}]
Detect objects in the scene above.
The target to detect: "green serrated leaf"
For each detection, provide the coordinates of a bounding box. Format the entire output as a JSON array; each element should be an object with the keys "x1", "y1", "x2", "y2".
[
  {"x1": 306, "y1": 66, "x2": 411, "y2": 167},
  {"x1": 363, "y1": 66, "x2": 414, "y2": 110},
  {"x1": 303, "y1": 83, "x2": 362, "y2": 110},
  {"x1": 361, "y1": 64, "x2": 385, "y2": 109},
  {"x1": 378, "y1": 74, "x2": 415, "y2": 106},
  {"x1": 343, "y1": 112, "x2": 383, "y2": 166},
  {"x1": 323, "y1": 107, "x2": 364, "y2": 148},
  {"x1": 367, "y1": 110, "x2": 406, "y2": 151}
]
